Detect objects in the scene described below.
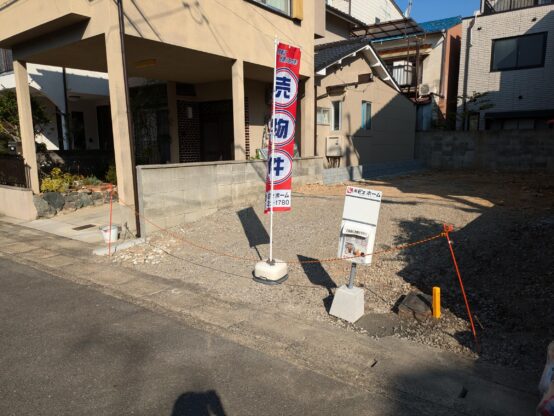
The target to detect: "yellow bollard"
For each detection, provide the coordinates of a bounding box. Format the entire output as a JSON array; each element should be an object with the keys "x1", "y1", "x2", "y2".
[{"x1": 432, "y1": 287, "x2": 441, "y2": 319}]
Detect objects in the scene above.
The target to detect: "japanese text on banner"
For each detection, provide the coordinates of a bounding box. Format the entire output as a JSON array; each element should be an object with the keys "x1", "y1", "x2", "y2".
[{"x1": 265, "y1": 42, "x2": 301, "y2": 213}]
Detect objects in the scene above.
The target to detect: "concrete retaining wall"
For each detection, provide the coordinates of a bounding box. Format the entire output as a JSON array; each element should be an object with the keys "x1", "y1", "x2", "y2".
[
  {"x1": 416, "y1": 130, "x2": 554, "y2": 171},
  {"x1": 322, "y1": 160, "x2": 424, "y2": 185},
  {"x1": 137, "y1": 157, "x2": 323, "y2": 235},
  {"x1": 0, "y1": 185, "x2": 37, "y2": 221}
]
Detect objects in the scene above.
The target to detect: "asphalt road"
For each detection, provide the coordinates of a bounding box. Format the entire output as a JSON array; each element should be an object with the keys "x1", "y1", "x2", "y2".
[{"x1": 0, "y1": 257, "x2": 402, "y2": 416}]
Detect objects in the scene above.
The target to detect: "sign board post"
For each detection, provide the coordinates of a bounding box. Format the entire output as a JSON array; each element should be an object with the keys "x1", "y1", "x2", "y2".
[{"x1": 330, "y1": 186, "x2": 382, "y2": 323}]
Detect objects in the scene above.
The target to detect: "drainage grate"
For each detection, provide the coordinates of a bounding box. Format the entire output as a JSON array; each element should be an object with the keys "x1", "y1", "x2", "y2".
[{"x1": 72, "y1": 224, "x2": 96, "y2": 231}]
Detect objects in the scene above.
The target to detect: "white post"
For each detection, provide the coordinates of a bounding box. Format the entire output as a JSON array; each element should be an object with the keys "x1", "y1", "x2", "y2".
[
  {"x1": 253, "y1": 39, "x2": 288, "y2": 285},
  {"x1": 268, "y1": 38, "x2": 278, "y2": 263}
]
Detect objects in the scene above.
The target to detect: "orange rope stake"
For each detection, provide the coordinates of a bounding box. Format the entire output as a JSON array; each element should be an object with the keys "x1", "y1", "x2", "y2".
[
  {"x1": 432, "y1": 286, "x2": 441, "y2": 319},
  {"x1": 442, "y1": 224, "x2": 480, "y2": 351}
]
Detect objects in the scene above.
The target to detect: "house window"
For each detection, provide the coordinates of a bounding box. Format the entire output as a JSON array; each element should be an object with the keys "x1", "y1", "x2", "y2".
[
  {"x1": 331, "y1": 101, "x2": 341, "y2": 131},
  {"x1": 0, "y1": 49, "x2": 13, "y2": 74},
  {"x1": 317, "y1": 107, "x2": 331, "y2": 125},
  {"x1": 361, "y1": 101, "x2": 372, "y2": 130},
  {"x1": 491, "y1": 32, "x2": 547, "y2": 71},
  {"x1": 250, "y1": 0, "x2": 291, "y2": 15}
]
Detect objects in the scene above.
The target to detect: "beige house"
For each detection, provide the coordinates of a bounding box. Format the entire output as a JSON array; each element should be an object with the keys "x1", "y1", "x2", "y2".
[
  {"x1": 315, "y1": 39, "x2": 416, "y2": 169},
  {"x1": 371, "y1": 17, "x2": 463, "y2": 130},
  {"x1": 0, "y1": 0, "x2": 325, "y2": 233}
]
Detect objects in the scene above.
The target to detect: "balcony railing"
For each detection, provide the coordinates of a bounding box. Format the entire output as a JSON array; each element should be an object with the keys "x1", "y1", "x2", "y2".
[
  {"x1": 388, "y1": 64, "x2": 416, "y2": 87},
  {"x1": 0, "y1": 49, "x2": 13, "y2": 74},
  {"x1": 483, "y1": 0, "x2": 554, "y2": 14}
]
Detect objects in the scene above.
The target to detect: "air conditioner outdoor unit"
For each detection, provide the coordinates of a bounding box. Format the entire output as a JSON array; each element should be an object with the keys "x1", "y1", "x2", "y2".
[{"x1": 326, "y1": 136, "x2": 343, "y2": 157}]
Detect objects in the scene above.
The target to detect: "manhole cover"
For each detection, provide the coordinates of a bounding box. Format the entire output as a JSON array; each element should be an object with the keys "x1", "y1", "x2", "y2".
[{"x1": 72, "y1": 224, "x2": 96, "y2": 231}]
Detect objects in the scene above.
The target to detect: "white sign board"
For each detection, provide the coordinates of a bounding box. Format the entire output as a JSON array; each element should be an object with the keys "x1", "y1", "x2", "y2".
[{"x1": 337, "y1": 186, "x2": 382, "y2": 264}]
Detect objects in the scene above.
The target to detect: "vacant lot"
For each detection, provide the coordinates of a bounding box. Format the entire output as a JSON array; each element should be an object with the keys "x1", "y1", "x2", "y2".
[{"x1": 108, "y1": 171, "x2": 554, "y2": 372}]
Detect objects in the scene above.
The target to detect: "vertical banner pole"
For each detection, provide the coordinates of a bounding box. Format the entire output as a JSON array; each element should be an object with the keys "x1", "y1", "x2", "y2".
[
  {"x1": 254, "y1": 39, "x2": 300, "y2": 284},
  {"x1": 269, "y1": 38, "x2": 278, "y2": 263}
]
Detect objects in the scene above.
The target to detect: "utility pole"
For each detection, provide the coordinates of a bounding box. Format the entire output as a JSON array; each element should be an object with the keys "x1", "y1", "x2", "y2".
[{"x1": 404, "y1": 0, "x2": 413, "y2": 18}]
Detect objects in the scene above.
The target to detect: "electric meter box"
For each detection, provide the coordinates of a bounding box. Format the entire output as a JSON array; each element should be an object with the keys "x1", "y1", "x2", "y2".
[
  {"x1": 337, "y1": 186, "x2": 382, "y2": 265},
  {"x1": 326, "y1": 136, "x2": 342, "y2": 157}
]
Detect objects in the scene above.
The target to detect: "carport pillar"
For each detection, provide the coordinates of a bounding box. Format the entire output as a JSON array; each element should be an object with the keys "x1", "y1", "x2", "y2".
[
  {"x1": 105, "y1": 17, "x2": 139, "y2": 236},
  {"x1": 300, "y1": 76, "x2": 315, "y2": 157},
  {"x1": 232, "y1": 59, "x2": 247, "y2": 160},
  {"x1": 13, "y1": 60, "x2": 40, "y2": 194}
]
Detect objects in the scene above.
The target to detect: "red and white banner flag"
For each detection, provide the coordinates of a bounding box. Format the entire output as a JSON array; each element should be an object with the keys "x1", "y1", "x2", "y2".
[{"x1": 264, "y1": 42, "x2": 301, "y2": 214}]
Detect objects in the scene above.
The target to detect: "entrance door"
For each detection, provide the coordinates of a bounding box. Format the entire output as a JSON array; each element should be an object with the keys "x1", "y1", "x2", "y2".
[
  {"x1": 71, "y1": 112, "x2": 86, "y2": 150},
  {"x1": 97, "y1": 106, "x2": 113, "y2": 152},
  {"x1": 200, "y1": 100, "x2": 233, "y2": 162}
]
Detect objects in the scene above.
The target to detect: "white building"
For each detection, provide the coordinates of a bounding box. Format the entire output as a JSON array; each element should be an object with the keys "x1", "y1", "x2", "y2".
[
  {"x1": 458, "y1": 0, "x2": 554, "y2": 130},
  {"x1": 0, "y1": 49, "x2": 110, "y2": 151},
  {"x1": 325, "y1": 0, "x2": 404, "y2": 25}
]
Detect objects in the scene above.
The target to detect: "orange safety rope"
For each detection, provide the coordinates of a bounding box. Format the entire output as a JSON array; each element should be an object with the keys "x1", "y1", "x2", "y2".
[
  {"x1": 443, "y1": 224, "x2": 480, "y2": 352},
  {"x1": 114, "y1": 197, "x2": 444, "y2": 265}
]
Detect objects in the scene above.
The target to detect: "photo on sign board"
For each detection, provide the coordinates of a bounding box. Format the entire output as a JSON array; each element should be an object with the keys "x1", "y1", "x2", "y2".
[{"x1": 341, "y1": 234, "x2": 368, "y2": 259}]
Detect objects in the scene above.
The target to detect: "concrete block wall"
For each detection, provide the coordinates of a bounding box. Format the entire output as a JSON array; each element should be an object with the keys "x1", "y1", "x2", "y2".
[
  {"x1": 416, "y1": 130, "x2": 554, "y2": 171},
  {"x1": 137, "y1": 157, "x2": 323, "y2": 235},
  {"x1": 323, "y1": 160, "x2": 424, "y2": 184}
]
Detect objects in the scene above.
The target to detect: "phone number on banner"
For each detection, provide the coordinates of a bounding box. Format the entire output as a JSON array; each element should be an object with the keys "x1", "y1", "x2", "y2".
[{"x1": 265, "y1": 190, "x2": 291, "y2": 210}]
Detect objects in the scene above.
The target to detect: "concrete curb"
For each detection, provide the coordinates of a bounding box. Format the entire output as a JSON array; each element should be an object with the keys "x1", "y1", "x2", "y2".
[
  {"x1": 0, "y1": 220, "x2": 538, "y2": 415},
  {"x1": 92, "y1": 238, "x2": 145, "y2": 256}
]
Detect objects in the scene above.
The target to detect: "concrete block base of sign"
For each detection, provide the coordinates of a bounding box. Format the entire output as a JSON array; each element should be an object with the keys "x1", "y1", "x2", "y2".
[
  {"x1": 253, "y1": 260, "x2": 288, "y2": 285},
  {"x1": 329, "y1": 285, "x2": 365, "y2": 323}
]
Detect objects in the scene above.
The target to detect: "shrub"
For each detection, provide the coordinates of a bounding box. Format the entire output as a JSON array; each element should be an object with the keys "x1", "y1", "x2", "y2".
[
  {"x1": 40, "y1": 167, "x2": 80, "y2": 193},
  {"x1": 105, "y1": 164, "x2": 117, "y2": 185},
  {"x1": 82, "y1": 175, "x2": 102, "y2": 186}
]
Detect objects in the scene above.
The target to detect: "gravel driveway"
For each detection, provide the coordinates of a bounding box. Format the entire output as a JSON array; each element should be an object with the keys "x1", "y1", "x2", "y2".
[{"x1": 107, "y1": 171, "x2": 554, "y2": 373}]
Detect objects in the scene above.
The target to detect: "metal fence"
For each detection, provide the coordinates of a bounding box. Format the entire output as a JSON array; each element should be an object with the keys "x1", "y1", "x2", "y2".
[{"x1": 0, "y1": 154, "x2": 30, "y2": 188}]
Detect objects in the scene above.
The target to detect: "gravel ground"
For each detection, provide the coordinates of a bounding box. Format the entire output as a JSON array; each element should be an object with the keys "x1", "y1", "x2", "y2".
[{"x1": 106, "y1": 171, "x2": 554, "y2": 373}]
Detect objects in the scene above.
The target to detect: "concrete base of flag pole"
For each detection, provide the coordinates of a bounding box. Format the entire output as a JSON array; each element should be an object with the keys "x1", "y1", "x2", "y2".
[{"x1": 253, "y1": 260, "x2": 288, "y2": 285}]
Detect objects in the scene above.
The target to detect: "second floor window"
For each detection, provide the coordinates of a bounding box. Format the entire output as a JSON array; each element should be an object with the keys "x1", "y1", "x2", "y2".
[
  {"x1": 0, "y1": 49, "x2": 13, "y2": 74},
  {"x1": 332, "y1": 101, "x2": 342, "y2": 131},
  {"x1": 251, "y1": 0, "x2": 291, "y2": 15},
  {"x1": 361, "y1": 101, "x2": 372, "y2": 130},
  {"x1": 491, "y1": 32, "x2": 547, "y2": 71}
]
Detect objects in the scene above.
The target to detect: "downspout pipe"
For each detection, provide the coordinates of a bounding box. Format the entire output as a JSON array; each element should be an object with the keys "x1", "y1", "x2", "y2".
[
  {"x1": 462, "y1": 13, "x2": 477, "y2": 130},
  {"x1": 62, "y1": 67, "x2": 70, "y2": 150}
]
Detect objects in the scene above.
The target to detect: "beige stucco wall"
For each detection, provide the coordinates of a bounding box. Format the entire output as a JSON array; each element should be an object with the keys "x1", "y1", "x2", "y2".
[
  {"x1": 315, "y1": 13, "x2": 351, "y2": 45},
  {"x1": 1, "y1": 0, "x2": 315, "y2": 77},
  {"x1": 316, "y1": 56, "x2": 416, "y2": 166},
  {"x1": 0, "y1": 185, "x2": 37, "y2": 221},
  {"x1": 421, "y1": 34, "x2": 445, "y2": 95}
]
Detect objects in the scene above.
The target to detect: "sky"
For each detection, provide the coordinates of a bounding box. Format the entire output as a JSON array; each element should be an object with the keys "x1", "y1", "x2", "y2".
[{"x1": 394, "y1": 0, "x2": 481, "y2": 22}]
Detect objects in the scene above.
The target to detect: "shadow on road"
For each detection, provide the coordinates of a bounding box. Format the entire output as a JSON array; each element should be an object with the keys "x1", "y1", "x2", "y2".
[
  {"x1": 297, "y1": 255, "x2": 337, "y2": 312},
  {"x1": 171, "y1": 390, "x2": 226, "y2": 416}
]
